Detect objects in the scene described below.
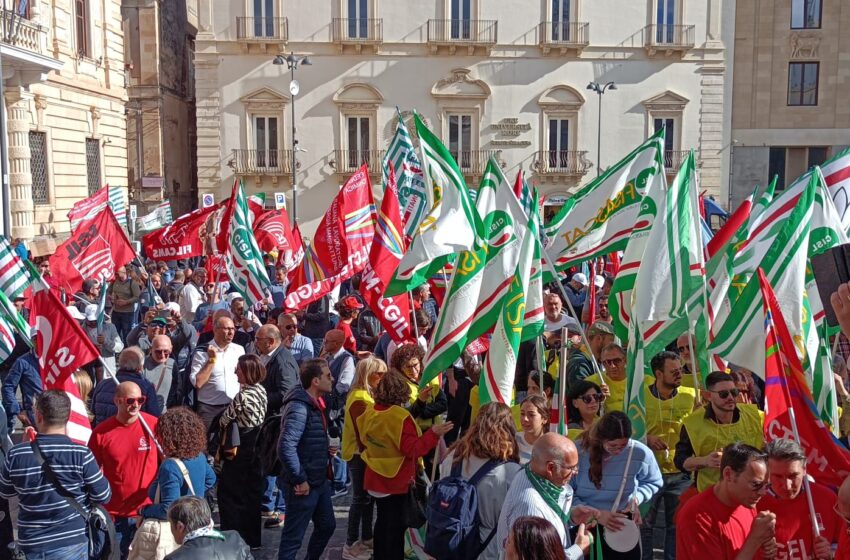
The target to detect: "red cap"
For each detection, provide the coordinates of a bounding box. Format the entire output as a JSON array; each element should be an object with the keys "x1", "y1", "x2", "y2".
[{"x1": 341, "y1": 295, "x2": 364, "y2": 310}]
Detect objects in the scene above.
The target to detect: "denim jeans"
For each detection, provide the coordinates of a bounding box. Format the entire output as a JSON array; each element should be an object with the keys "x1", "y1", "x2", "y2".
[
  {"x1": 640, "y1": 472, "x2": 692, "y2": 560},
  {"x1": 111, "y1": 311, "x2": 136, "y2": 342},
  {"x1": 262, "y1": 475, "x2": 286, "y2": 513},
  {"x1": 332, "y1": 455, "x2": 348, "y2": 491},
  {"x1": 114, "y1": 516, "x2": 137, "y2": 559},
  {"x1": 277, "y1": 479, "x2": 336, "y2": 560},
  {"x1": 346, "y1": 455, "x2": 373, "y2": 546},
  {"x1": 23, "y1": 540, "x2": 87, "y2": 560}
]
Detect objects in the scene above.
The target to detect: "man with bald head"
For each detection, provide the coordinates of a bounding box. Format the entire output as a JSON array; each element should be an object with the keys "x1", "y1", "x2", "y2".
[
  {"x1": 255, "y1": 324, "x2": 299, "y2": 416},
  {"x1": 89, "y1": 381, "x2": 159, "y2": 556},
  {"x1": 143, "y1": 334, "x2": 175, "y2": 411},
  {"x1": 497, "y1": 433, "x2": 595, "y2": 559},
  {"x1": 90, "y1": 346, "x2": 162, "y2": 425},
  {"x1": 190, "y1": 315, "x2": 245, "y2": 431}
]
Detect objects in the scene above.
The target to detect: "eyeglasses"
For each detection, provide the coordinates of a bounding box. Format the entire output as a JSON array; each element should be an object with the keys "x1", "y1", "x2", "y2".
[
  {"x1": 602, "y1": 358, "x2": 624, "y2": 367},
  {"x1": 150, "y1": 324, "x2": 166, "y2": 330},
  {"x1": 282, "y1": 324, "x2": 297, "y2": 330},
  {"x1": 550, "y1": 460, "x2": 579, "y2": 475},
  {"x1": 677, "y1": 346, "x2": 688, "y2": 353},
  {"x1": 709, "y1": 388, "x2": 741, "y2": 400},
  {"x1": 152, "y1": 349, "x2": 171, "y2": 356},
  {"x1": 119, "y1": 397, "x2": 146, "y2": 406},
  {"x1": 579, "y1": 393, "x2": 605, "y2": 404},
  {"x1": 255, "y1": 337, "x2": 274, "y2": 343}
]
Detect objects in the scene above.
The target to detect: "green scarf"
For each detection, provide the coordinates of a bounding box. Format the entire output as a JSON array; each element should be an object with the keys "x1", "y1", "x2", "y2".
[{"x1": 524, "y1": 464, "x2": 571, "y2": 526}]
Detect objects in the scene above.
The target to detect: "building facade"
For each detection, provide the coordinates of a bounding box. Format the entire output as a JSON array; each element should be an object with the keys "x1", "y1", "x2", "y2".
[
  {"x1": 122, "y1": 0, "x2": 198, "y2": 221},
  {"x1": 0, "y1": 0, "x2": 129, "y2": 250},
  {"x1": 729, "y1": 0, "x2": 850, "y2": 208},
  {"x1": 195, "y1": 0, "x2": 733, "y2": 237}
]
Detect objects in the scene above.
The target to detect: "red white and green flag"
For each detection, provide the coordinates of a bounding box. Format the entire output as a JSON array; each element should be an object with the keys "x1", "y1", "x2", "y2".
[
  {"x1": 821, "y1": 146, "x2": 850, "y2": 233},
  {"x1": 0, "y1": 236, "x2": 33, "y2": 299},
  {"x1": 384, "y1": 109, "x2": 428, "y2": 238},
  {"x1": 221, "y1": 179, "x2": 272, "y2": 307}
]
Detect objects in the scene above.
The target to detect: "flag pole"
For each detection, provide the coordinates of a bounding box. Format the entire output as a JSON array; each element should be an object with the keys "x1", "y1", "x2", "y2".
[
  {"x1": 558, "y1": 326, "x2": 568, "y2": 436},
  {"x1": 687, "y1": 173, "x2": 711, "y2": 393},
  {"x1": 409, "y1": 292, "x2": 420, "y2": 340}
]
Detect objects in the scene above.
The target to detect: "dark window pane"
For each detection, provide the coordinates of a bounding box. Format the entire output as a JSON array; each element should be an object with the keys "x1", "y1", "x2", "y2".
[
  {"x1": 808, "y1": 147, "x2": 828, "y2": 168},
  {"x1": 360, "y1": 117, "x2": 370, "y2": 153},
  {"x1": 85, "y1": 138, "x2": 101, "y2": 195},
  {"x1": 449, "y1": 115, "x2": 459, "y2": 154},
  {"x1": 548, "y1": 120, "x2": 558, "y2": 153},
  {"x1": 769, "y1": 147, "x2": 787, "y2": 191},
  {"x1": 802, "y1": 63, "x2": 818, "y2": 105},
  {"x1": 268, "y1": 117, "x2": 278, "y2": 151}
]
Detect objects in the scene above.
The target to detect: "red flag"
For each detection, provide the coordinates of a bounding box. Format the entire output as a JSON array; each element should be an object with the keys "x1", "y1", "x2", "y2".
[
  {"x1": 143, "y1": 204, "x2": 220, "y2": 261},
  {"x1": 254, "y1": 209, "x2": 304, "y2": 271},
  {"x1": 607, "y1": 252, "x2": 620, "y2": 276},
  {"x1": 759, "y1": 269, "x2": 850, "y2": 487},
  {"x1": 67, "y1": 186, "x2": 109, "y2": 231},
  {"x1": 706, "y1": 196, "x2": 752, "y2": 259},
  {"x1": 205, "y1": 253, "x2": 228, "y2": 280},
  {"x1": 49, "y1": 208, "x2": 136, "y2": 294},
  {"x1": 360, "y1": 164, "x2": 413, "y2": 343},
  {"x1": 29, "y1": 287, "x2": 100, "y2": 390}
]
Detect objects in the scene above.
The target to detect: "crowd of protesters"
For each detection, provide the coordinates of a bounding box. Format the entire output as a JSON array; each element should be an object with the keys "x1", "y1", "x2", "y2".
[{"x1": 2, "y1": 253, "x2": 850, "y2": 560}]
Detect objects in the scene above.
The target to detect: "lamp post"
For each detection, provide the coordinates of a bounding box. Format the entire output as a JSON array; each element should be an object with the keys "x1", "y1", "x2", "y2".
[
  {"x1": 273, "y1": 53, "x2": 312, "y2": 224},
  {"x1": 587, "y1": 81, "x2": 616, "y2": 176}
]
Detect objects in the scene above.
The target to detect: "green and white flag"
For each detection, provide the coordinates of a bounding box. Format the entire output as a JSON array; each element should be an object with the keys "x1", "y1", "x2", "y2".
[
  {"x1": 136, "y1": 201, "x2": 173, "y2": 232},
  {"x1": 384, "y1": 109, "x2": 428, "y2": 238},
  {"x1": 385, "y1": 113, "x2": 481, "y2": 296},
  {"x1": 0, "y1": 290, "x2": 30, "y2": 362},
  {"x1": 224, "y1": 180, "x2": 272, "y2": 307},
  {"x1": 420, "y1": 159, "x2": 526, "y2": 387},
  {"x1": 522, "y1": 189, "x2": 545, "y2": 340},
  {"x1": 545, "y1": 129, "x2": 665, "y2": 270},
  {"x1": 0, "y1": 237, "x2": 33, "y2": 299},
  {"x1": 541, "y1": 198, "x2": 575, "y2": 248},
  {"x1": 480, "y1": 206, "x2": 536, "y2": 405}
]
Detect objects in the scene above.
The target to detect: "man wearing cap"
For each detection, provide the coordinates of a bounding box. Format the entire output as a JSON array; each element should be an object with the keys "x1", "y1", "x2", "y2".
[
  {"x1": 178, "y1": 267, "x2": 207, "y2": 323},
  {"x1": 143, "y1": 335, "x2": 175, "y2": 411},
  {"x1": 82, "y1": 303, "x2": 124, "y2": 378},
  {"x1": 566, "y1": 321, "x2": 615, "y2": 392},
  {"x1": 563, "y1": 272, "x2": 588, "y2": 321},
  {"x1": 335, "y1": 295, "x2": 363, "y2": 355},
  {"x1": 543, "y1": 292, "x2": 581, "y2": 333},
  {"x1": 127, "y1": 312, "x2": 170, "y2": 352},
  {"x1": 108, "y1": 265, "x2": 142, "y2": 342},
  {"x1": 1, "y1": 348, "x2": 41, "y2": 432}
]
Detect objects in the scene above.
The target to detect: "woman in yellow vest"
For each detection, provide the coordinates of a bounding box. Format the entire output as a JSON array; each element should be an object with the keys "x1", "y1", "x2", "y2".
[
  {"x1": 359, "y1": 370, "x2": 454, "y2": 560},
  {"x1": 341, "y1": 356, "x2": 387, "y2": 560},
  {"x1": 566, "y1": 380, "x2": 604, "y2": 441}
]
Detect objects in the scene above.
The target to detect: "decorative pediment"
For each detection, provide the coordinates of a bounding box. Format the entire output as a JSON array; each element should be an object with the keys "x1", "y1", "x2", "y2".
[
  {"x1": 240, "y1": 87, "x2": 289, "y2": 111},
  {"x1": 333, "y1": 83, "x2": 384, "y2": 110},
  {"x1": 538, "y1": 85, "x2": 585, "y2": 111},
  {"x1": 641, "y1": 90, "x2": 689, "y2": 112},
  {"x1": 431, "y1": 68, "x2": 491, "y2": 100}
]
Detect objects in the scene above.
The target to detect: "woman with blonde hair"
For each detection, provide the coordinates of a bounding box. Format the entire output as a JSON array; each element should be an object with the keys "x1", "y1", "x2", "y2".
[
  {"x1": 341, "y1": 356, "x2": 387, "y2": 560},
  {"x1": 439, "y1": 402, "x2": 522, "y2": 560}
]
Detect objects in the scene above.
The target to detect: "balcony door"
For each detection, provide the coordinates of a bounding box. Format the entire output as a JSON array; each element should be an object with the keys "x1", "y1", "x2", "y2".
[
  {"x1": 551, "y1": 0, "x2": 571, "y2": 41},
  {"x1": 548, "y1": 118, "x2": 570, "y2": 170},
  {"x1": 448, "y1": 114, "x2": 472, "y2": 170},
  {"x1": 255, "y1": 116, "x2": 279, "y2": 168},
  {"x1": 348, "y1": 0, "x2": 368, "y2": 38},
  {"x1": 253, "y1": 0, "x2": 275, "y2": 37},
  {"x1": 451, "y1": 0, "x2": 471, "y2": 39},
  {"x1": 654, "y1": 117, "x2": 676, "y2": 168},
  {"x1": 656, "y1": 0, "x2": 676, "y2": 43},
  {"x1": 347, "y1": 116, "x2": 371, "y2": 170}
]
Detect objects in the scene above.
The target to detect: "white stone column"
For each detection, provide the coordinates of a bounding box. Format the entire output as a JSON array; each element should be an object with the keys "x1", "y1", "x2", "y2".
[{"x1": 6, "y1": 88, "x2": 34, "y2": 240}]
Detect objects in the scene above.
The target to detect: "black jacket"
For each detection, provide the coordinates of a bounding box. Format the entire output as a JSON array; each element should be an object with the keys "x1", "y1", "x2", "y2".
[
  {"x1": 262, "y1": 345, "x2": 300, "y2": 415},
  {"x1": 163, "y1": 531, "x2": 251, "y2": 560},
  {"x1": 278, "y1": 387, "x2": 330, "y2": 488}
]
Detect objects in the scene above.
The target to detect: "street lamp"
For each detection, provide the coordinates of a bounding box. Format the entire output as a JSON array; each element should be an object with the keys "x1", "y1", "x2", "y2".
[
  {"x1": 587, "y1": 81, "x2": 616, "y2": 176},
  {"x1": 273, "y1": 53, "x2": 312, "y2": 224}
]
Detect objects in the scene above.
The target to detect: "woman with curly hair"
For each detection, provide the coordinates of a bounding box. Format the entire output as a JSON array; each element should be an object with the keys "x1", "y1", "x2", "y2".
[
  {"x1": 130, "y1": 407, "x2": 216, "y2": 559},
  {"x1": 573, "y1": 411, "x2": 662, "y2": 559},
  {"x1": 359, "y1": 370, "x2": 454, "y2": 560},
  {"x1": 439, "y1": 402, "x2": 522, "y2": 559}
]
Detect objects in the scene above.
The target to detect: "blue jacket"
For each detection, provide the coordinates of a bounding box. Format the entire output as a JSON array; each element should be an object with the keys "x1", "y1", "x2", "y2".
[
  {"x1": 140, "y1": 453, "x2": 216, "y2": 520},
  {"x1": 278, "y1": 387, "x2": 330, "y2": 488},
  {"x1": 571, "y1": 439, "x2": 663, "y2": 511},
  {"x1": 90, "y1": 369, "x2": 162, "y2": 426},
  {"x1": 1, "y1": 352, "x2": 42, "y2": 431}
]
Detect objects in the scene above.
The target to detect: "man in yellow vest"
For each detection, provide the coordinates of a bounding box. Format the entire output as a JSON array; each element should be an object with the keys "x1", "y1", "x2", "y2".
[
  {"x1": 674, "y1": 371, "x2": 765, "y2": 493},
  {"x1": 677, "y1": 333, "x2": 701, "y2": 390},
  {"x1": 640, "y1": 351, "x2": 696, "y2": 559},
  {"x1": 585, "y1": 342, "x2": 626, "y2": 413}
]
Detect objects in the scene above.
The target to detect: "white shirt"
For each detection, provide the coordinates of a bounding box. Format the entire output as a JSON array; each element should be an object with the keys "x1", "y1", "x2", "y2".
[
  {"x1": 545, "y1": 312, "x2": 580, "y2": 333},
  {"x1": 179, "y1": 282, "x2": 205, "y2": 322},
  {"x1": 189, "y1": 340, "x2": 244, "y2": 405}
]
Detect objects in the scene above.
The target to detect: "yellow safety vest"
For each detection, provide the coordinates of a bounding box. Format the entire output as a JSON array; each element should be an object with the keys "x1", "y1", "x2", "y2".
[
  {"x1": 358, "y1": 405, "x2": 418, "y2": 479},
  {"x1": 469, "y1": 386, "x2": 521, "y2": 430},
  {"x1": 342, "y1": 388, "x2": 374, "y2": 461},
  {"x1": 682, "y1": 403, "x2": 764, "y2": 492},
  {"x1": 407, "y1": 377, "x2": 443, "y2": 431},
  {"x1": 586, "y1": 373, "x2": 627, "y2": 414},
  {"x1": 643, "y1": 385, "x2": 697, "y2": 473}
]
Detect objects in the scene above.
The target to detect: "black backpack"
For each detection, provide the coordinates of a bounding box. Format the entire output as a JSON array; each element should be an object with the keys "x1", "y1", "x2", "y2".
[{"x1": 255, "y1": 413, "x2": 283, "y2": 477}]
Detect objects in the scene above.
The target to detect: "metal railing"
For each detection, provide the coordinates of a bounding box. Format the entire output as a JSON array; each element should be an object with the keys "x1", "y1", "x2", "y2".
[
  {"x1": 332, "y1": 18, "x2": 383, "y2": 43},
  {"x1": 535, "y1": 150, "x2": 593, "y2": 175},
  {"x1": 449, "y1": 150, "x2": 502, "y2": 175},
  {"x1": 232, "y1": 149, "x2": 293, "y2": 174},
  {"x1": 333, "y1": 149, "x2": 385, "y2": 174},
  {"x1": 663, "y1": 150, "x2": 691, "y2": 171},
  {"x1": 1, "y1": 9, "x2": 46, "y2": 54},
  {"x1": 644, "y1": 24, "x2": 695, "y2": 48},
  {"x1": 236, "y1": 17, "x2": 289, "y2": 41},
  {"x1": 539, "y1": 21, "x2": 589, "y2": 47},
  {"x1": 427, "y1": 19, "x2": 498, "y2": 45}
]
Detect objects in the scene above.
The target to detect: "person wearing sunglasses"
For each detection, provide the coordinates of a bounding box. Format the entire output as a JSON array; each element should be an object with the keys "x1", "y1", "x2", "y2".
[
  {"x1": 640, "y1": 351, "x2": 696, "y2": 560},
  {"x1": 566, "y1": 380, "x2": 604, "y2": 441},
  {"x1": 675, "y1": 371, "x2": 765, "y2": 494},
  {"x1": 142, "y1": 334, "x2": 174, "y2": 412},
  {"x1": 676, "y1": 443, "x2": 777, "y2": 559},
  {"x1": 585, "y1": 342, "x2": 627, "y2": 414},
  {"x1": 756, "y1": 438, "x2": 841, "y2": 560},
  {"x1": 89, "y1": 381, "x2": 160, "y2": 557},
  {"x1": 278, "y1": 312, "x2": 315, "y2": 365}
]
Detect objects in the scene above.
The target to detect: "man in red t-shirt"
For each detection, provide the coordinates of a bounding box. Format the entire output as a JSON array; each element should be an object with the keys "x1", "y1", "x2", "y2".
[
  {"x1": 676, "y1": 442, "x2": 777, "y2": 559},
  {"x1": 89, "y1": 381, "x2": 159, "y2": 557},
  {"x1": 757, "y1": 438, "x2": 839, "y2": 559}
]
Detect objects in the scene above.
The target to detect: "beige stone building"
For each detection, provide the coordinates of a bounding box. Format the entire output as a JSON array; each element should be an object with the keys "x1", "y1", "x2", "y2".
[
  {"x1": 122, "y1": 0, "x2": 198, "y2": 220},
  {"x1": 729, "y1": 0, "x2": 850, "y2": 208},
  {"x1": 195, "y1": 0, "x2": 735, "y2": 237},
  {"x1": 0, "y1": 0, "x2": 130, "y2": 248}
]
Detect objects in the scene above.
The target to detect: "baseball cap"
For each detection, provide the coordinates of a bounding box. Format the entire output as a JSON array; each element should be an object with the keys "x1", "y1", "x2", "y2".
[
  {"x1": 227, "y1": 292, "x2": 244, "y2": 305},
  {"x1": 164, "y1": 302, "x2": 180, "y2": 313},
  {"x1": 588, "y1": 321, "x2": 614, "y2": 336},
  {"x1": 84, "y1": 304, "x2": 99, "y2": 322},
  {"x1": 594, "y1": 275, "x2": 605, "y2": 289},
  {"x1": 572, "y1": 272, "x2": 588, "y2": 286},
  {"x1": 341, "y1": 295, "x2": 364, "y2": 310},
  {"x1": 66, "y1": 306, "x2": 85, "y2": 320}
]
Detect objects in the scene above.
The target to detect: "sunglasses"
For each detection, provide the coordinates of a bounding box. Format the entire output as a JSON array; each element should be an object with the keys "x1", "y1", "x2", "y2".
[
  {"x1": 710, "y1": 388, "x2": 741, "y2": 400},
  {"x1": 282, "y1": 324, "x2": 297, "y2": 330},
  {"x1": 119, "y1": 397, "x2": 146, "y2": 406},
  {"x1": 153, "y1": 349, "x2": 171, "y2": 356},
  {"x1": 602, "y1": 358, "x2": 624, "y2": 367},
  {"x1": 579, "y1": 393, "x2": 605, "y2": 404}
]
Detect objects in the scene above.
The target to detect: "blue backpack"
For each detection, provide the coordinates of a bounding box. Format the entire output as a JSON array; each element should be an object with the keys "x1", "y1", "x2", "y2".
[{"x1": 424, "y1": 459, "x2": 502, "y2": 559}]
